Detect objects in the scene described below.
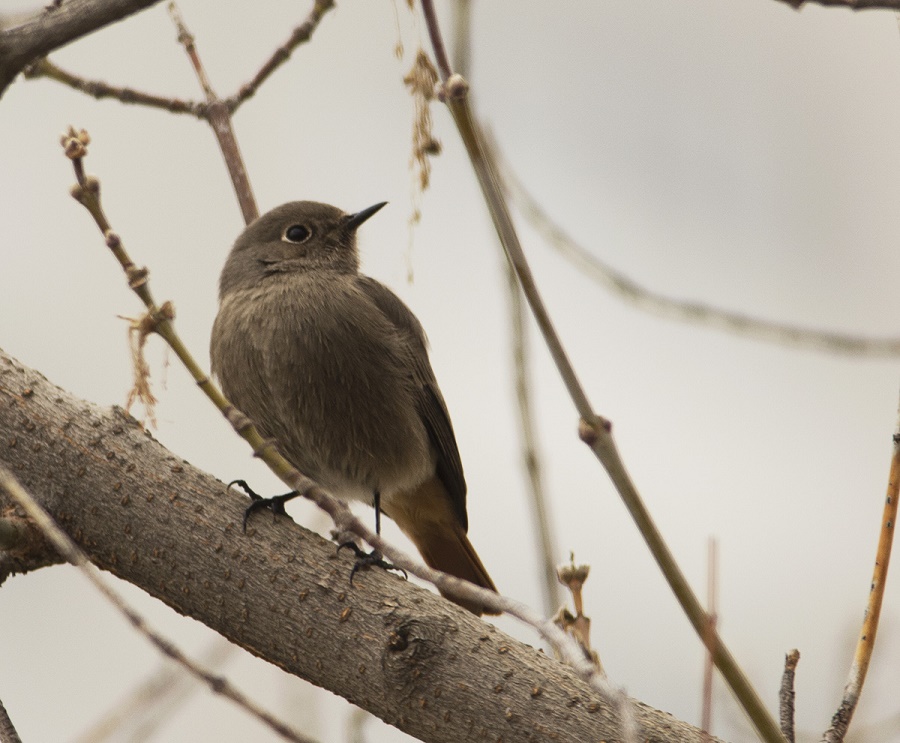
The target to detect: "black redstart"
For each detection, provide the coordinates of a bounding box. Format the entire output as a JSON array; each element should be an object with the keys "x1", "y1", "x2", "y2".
[{"x1": 211, "y1": 201, "x2": 497, "y2": 614}]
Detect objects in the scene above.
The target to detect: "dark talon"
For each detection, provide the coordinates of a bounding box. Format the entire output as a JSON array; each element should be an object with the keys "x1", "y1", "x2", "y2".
[
  {"x1": 228, "y1": 480, "x2": 298, "y2": 532},
  {"x1": 337, "y1": 541, "x2": 408, "y2": 584}
]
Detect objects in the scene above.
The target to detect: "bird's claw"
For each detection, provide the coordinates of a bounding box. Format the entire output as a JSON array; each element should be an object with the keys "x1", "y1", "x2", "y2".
[
  {"x1": 337, "y1": 541, "x2": 408, "y2": 584},
  {"x1": 228, "y1": 480, "x2": 295, "y2": 532}
]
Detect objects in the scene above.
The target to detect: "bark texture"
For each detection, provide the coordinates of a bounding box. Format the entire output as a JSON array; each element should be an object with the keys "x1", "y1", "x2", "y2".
[
  {"x1": 0, "y1": 0, "x2": 165, "y2": 97},
  {"x1": 0, "y1": 347, "x2": 720, "y2": 743}
]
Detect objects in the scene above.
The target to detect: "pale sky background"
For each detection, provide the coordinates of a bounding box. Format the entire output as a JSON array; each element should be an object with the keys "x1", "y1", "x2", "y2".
[{"x1": 2, "y1": 1, "x2": 900, "y2": 742}]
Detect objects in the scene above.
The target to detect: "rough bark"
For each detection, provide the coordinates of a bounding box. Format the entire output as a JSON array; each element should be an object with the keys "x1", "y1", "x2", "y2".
[
  {"x1": 0, "y1": 0, "x2": 165, "y2": 98},
  {"x1": 0, "y1": 346, "x2": 721, "y2": 743}
]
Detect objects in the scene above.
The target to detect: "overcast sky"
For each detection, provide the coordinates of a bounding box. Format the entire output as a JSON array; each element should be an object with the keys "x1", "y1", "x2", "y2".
[{"x1": 3, "y1": 1, "x2": 900, "y2": 742}]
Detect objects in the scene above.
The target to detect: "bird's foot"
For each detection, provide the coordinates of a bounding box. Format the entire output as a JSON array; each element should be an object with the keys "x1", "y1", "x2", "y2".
[
  {"x1": 228, "y1": 479, "x2": 298, "y2": 532},
  {"x1": 337, "y1": 541, "x2": 408, "y2": 584}
]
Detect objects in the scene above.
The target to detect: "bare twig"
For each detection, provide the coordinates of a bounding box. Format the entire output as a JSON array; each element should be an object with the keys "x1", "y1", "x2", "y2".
[
  {"x1": 0, "y1": 464, "x2": 316, "y2": 743},
  {"x1": 23, "y1": 57, "x2": 208, "y2": 117},
  {"x1": 780, "y1": 650, "x2": 799, "y2": 743},
  {"x1": 821, "y1": 394, "x2": 900, "y2": 743},
  {"x1": 23, "y1": 1, "x2": 333, "y2": 122},
  {"x1": 509, "y1": 263, "x2": 561, "y2": 615},
  {"x1": 24, "y1": 3, "x2": 334, "y2": 225},
  {"x1": 0, "y1": 695, "x2": 22, "y2": 743},
  {"x1": 61, "y1": 131, "x2": 638, "y2": 739},
  {"x1": 417, "y1": 3, "x2": 784, "y2": 742},
  {"x1": 492, "y1": 141, "x2": 900, "y2": 358},
  {"x1": 457, "y1": 0, "x2": 559, "y2": 617},
  {"x1": 777, "y1": 0, "x2": 900, "y2": 9},
  {"x1": 0, "y1": 0, "x2": 165, "y2": 97},
  {"x1": 167, "y1": 2, "x2": 257, "y2": 224},
  {"x1": 701, "y1": 538, "x2": 718, "y2": 737},
  {"x1": 225, "y1": 0, "x2": 335, "y2": 112},
  {"x1": 23, "y1": 0, "x2": 334, "y2": 126},
  {"x1": 74, "y1": 638, "x2": 236, "y2": 743}
]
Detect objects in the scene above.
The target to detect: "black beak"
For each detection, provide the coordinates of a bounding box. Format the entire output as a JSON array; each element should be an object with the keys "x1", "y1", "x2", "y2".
[{"x1": 346, "y1": 201, "x2": 387, "y2": 230}]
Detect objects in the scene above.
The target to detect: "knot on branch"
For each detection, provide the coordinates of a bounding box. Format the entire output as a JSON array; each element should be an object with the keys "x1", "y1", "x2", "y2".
[
  {"x1": 125, "y1": 264, "x2": 148, "y2": 290},
  {"x1": 437, "y1": 73, "x2": 469, "y2": 102},
  {"x1": 382, "y1": 617, "x2": 451, "y2": 688},
  {"x1": 69, "y1": 175, "x2": 100, "y2": 205},
  {"x1": 223, "y1": 404, "x2": 254, "y2": 434},
  {"x1": 577, "y1": 416, "x2": 611, "y2": 446}
]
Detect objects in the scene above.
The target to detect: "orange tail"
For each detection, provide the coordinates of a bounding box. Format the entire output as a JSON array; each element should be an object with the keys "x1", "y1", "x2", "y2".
[{"x1": 387, "y1": 477, "x2": 499, "y2": 616}]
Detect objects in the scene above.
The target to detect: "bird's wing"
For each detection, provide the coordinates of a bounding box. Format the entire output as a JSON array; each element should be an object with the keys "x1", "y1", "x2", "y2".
[{"x1": 356, "y1": 275, "x2": 468, "y2": 530}]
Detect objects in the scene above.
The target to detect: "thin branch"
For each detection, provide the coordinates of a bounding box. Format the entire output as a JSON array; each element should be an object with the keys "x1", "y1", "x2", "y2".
[
  {"x1": 780, "y1": 650, "x2": 799, "y2": 743},
  {"x1": 492, "y1": 139, "x2": 900, "y2": 358},
  {"x1": 0, "y1": 0, "x2": 165, "y2": 97},
  {"x1": 821, "y1": 393, "x2": 900, "y2": 742},
  {"x1": 23, "y1": 57, "x2": 208, "y2": 117},
  {"x1": 22, "y1": 1, "x2": 334, "y2": 122},
  {"x1": 22, "y1": 2, "x2": 334, "y2": 225},
  {"x1": 420, "y1": 0, "x2": 452, "y2": 80},
  {"x1": 417, "y1": 3, "x2": 785, "y2": 742},
  {"x1": 0, "y1": 464, "x2": 317, "y2": 743},
  {"x1": 777, "y1": 0, "x2": 900, "y2": 9},
  {"x1": 508, "y1": 262, "x2": 561, "y2": 615},
  {"x1": 61, "y1": 131, "x2": 638, "y2": 740},
  {"x1": 167, "y1": 2, "x2": 257, "y2": 224},
  {"x1": 0, "y1": 695, "x2": 22, "y2": 743},
  {"x1": 225, "y1": 0, "x2": 335, "y2": 112},
  {"x1": 701, "y1": 538, "x2": 718, "y2": 737},
  {"x1": 74, "y1": 638, "x2": 236, "y2": 743},
  {"x1": 453, "y1": 0, "x2": 560, "y2": 616}
]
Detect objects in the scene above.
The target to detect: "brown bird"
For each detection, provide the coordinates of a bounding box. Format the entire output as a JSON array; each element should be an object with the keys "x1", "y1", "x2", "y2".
[{"x1": 210, "y1": 200, "x2": 497, "y2": 614}]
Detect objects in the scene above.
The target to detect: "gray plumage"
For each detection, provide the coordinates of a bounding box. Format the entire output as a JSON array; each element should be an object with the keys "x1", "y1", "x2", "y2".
[{"x1": 210, "y1": 202, "x2": 496, "y2": 613}]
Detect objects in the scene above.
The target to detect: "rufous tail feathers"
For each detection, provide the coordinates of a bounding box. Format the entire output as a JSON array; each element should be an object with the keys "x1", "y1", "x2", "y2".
[{"x1": 387, "y1": 477, "x2": 499, "y2": 616}]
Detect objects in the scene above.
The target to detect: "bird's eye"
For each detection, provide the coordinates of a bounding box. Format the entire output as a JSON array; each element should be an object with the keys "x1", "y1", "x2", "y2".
[{"x1": 283, "y1": 224, "x2": 312, "y2": 243}]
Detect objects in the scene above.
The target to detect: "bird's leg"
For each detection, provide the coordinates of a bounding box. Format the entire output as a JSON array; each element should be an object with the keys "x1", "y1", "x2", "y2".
[
  {"x1": 228, "y1": 479, "x2": 301, "y2": 532},
  {"x1": 338, "y1": 490, "x2": 407, "y2": 583}
]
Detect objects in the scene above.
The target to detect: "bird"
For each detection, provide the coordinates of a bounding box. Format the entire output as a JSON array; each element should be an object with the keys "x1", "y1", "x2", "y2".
[{"x1": 210, "y1": 200, "x2": 497, "y2": 615}]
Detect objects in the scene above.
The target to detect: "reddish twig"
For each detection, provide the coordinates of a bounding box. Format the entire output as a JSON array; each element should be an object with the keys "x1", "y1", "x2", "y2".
[
  {"x1": 167, "y1": 2, "x2": 257, "y2": 224},
  {"x1": 225, "y1": 0, "x2": 335, "y2": 112}
]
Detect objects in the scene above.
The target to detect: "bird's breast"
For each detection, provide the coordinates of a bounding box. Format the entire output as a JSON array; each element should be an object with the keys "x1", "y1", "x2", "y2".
[{"x1": 212, "y1": 279, "x2": 435, "y2": 501}]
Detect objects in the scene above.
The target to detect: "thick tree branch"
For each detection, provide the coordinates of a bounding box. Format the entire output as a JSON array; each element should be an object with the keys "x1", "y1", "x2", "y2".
[
  {"x1": 0, "y1": 0, "x2": 164, "y2": 98},
  {"x1": 0, "y1": 695, "x2": 22, "y2": 743},
  {"x1": 0, "y1": 463, "x2": 315, "y2": 743},
  {"x1": 0, "y1": 346, "x2": 720, "y2": 743}
]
